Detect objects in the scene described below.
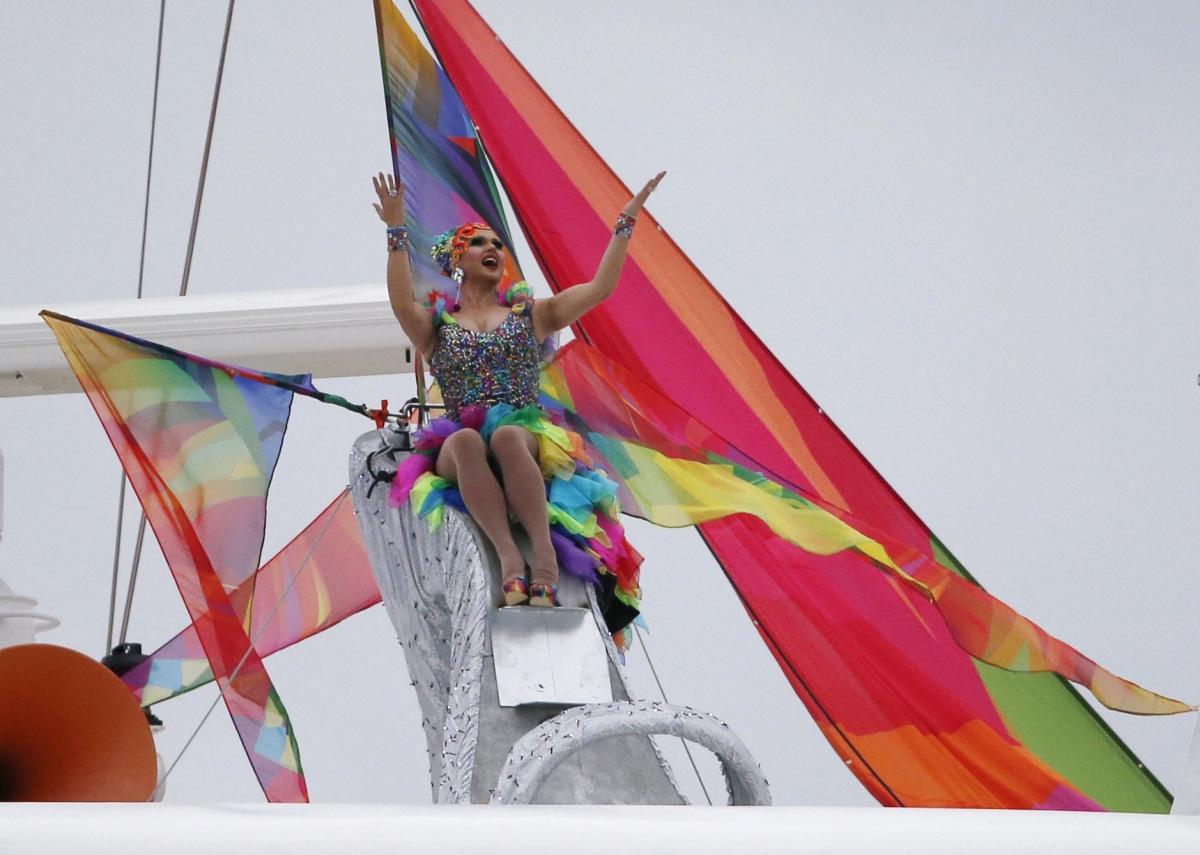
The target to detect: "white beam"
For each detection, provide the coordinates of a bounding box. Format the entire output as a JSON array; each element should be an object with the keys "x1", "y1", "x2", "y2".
[
  {"x1": 0, "y1": 804, "x2": 1196, "y2": 855},
  {"x1": 0, "y1": 285, "x2": 413, "y2": 398}
]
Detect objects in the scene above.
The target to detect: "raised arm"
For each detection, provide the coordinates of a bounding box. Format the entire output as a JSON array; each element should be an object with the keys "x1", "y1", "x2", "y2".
[
  {"x1": 373, "y1": 173, "x2": 436, "y2": 357},
  {"x1": 533, "y1": 172, "x2": 665, "y2": 341}
]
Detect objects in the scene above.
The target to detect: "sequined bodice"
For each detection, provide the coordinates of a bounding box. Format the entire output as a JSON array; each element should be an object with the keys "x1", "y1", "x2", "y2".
[{"x1": 430, "y1": 311, "x2": 541, "y2": 420}]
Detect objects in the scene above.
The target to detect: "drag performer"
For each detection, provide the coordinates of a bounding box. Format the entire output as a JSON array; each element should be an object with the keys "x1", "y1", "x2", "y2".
[{"x1": 374, "y1": 171, "x2": 663, "y2": 610}]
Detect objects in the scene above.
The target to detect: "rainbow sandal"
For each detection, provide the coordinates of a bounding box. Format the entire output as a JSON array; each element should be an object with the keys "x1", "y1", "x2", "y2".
[
  {"x1": 502, "y1": 576, "x2": 529, "y2": 607},
  {"x1": 529, "y1": 583, "x2": 557, "y2": 608}
]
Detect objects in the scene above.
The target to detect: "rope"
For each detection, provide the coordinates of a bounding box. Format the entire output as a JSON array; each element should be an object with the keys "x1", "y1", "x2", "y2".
[
  {"x1": 633, "y1": 623, "x2": 713, "y2": 806},
  {"x1": 151, "y1": 490, "x2": 349, "y2": 800},
  {"x1": 178, "y1": 0, "x2": 236, "y2": 298},
  {"x1": 106, "y1": 0, "x2": 166, "y2": 655}
]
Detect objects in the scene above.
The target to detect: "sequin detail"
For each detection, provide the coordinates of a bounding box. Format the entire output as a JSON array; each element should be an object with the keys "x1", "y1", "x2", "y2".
[{"x1": 430, "y1": 311, "x2": 541, "y2": 420}]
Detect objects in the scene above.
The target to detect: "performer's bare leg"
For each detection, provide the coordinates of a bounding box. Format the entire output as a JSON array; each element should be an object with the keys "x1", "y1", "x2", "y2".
[
  {"x1": 436, "y1": 429, "x2": 525, "y2": 585},
  {"x1": 489, "y1": 425, "x2": 558, "y2": 594}
]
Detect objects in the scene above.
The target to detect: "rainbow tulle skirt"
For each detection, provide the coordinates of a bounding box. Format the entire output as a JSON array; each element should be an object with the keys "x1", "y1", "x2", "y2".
[{"x1": 388, "y1": 402, "x2": 642, "y2": 630}]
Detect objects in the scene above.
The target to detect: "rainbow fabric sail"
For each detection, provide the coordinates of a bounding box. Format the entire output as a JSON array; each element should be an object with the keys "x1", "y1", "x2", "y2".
[
  {"x1": 398, "y1": 0, "x2": 1186, "y2": 811},
  {"x1": 122, "y1": 490, "x2": 380, "y2": 705},
  {"x1": 43, "y1": 311, "x2": 308, "y2": 803},
  {"x1": 547, "y1": 342, "x2": 1190, "y2": 721},
  {"x1": 374, "y1": 0, "x2": 522, "y2": 296}
]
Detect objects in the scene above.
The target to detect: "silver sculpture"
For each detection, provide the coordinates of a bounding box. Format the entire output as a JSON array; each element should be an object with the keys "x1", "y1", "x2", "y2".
[{"x1": 349, "y1": 427, "x2": 770, "y2": 806}]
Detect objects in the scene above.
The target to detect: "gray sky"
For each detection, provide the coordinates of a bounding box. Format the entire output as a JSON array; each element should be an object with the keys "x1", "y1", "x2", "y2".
[{"x1": 0, "y1": 1, "x2": 1198, "y2": 805}]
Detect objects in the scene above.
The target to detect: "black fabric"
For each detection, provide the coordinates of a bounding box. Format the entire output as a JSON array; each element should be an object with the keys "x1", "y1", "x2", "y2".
[{"x1": 597, "y1": 572, "x2": 639, "y2": 634}]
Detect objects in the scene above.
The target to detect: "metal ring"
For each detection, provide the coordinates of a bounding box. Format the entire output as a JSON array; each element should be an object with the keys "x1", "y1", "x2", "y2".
[{"x1": 492, "y1": 700, "x2": 771, "y2": 805}]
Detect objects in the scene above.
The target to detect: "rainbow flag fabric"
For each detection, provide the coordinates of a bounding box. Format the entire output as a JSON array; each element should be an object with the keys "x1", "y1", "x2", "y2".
[
  {"x1": 121, "y1": 490, "x2": 379, "y2": 706},
  {"x1": 396, "y1": 0, "x2": 1188, "y2": 811},
  {"x1": 374, "y1": 0, "x2": 523, "y2": 296},
  {"x1": 43, "y1": 311, "x2": 308, "y2": 803},
  {"x1": 548, "y1": 342, "x2": 1189, "y2": 720}
]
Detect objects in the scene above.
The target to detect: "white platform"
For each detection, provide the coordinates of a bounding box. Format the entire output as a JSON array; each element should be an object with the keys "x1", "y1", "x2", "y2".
[
  {"x1": 0, "y1": 284, "x2": 413, "y2": 397},
  {"x1": 0, "y1": 804, "x2": 1196, "y2": 855}
]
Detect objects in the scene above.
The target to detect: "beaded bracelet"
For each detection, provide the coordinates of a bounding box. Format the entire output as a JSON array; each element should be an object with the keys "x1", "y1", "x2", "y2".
[
  {"x1": 613, "y1": 212, "x2": 636, "y2": 239},
  {"x1": 387, "y1": 225, "x2": 409, "y2": 252}
]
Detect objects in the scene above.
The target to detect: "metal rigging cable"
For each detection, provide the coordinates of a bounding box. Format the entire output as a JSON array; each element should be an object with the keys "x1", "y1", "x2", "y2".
[
  {"x1": 111, "y1": 0, "x2": 238, "y2": 649},
  {"x1": 136, "y1": 0, "x2": 167, "y2": 302},
  {"x1": 104, "y1": 475, "x2": 127, "y2": 654},
  {"x1": 633, "y1": 623, "x2": 714, "y2": 805},
  {"x1": 117, "y1": 515, "x2": 148, "y2": 647},
  {"x1": 106, "y1": 0, "x2": 166, "y2": 656},
  {"x1": 179, "y1": 0, "x2": 236, "y2": 298}
]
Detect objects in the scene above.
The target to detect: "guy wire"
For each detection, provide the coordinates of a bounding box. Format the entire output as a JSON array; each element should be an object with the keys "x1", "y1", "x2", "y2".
[
  {"x1": 105, "y1": 474, "x2": 127, "y2": 654},
  {"x1": 107, "y1": 0, "x2": 166, "y2": 655},
  {"x1": 118, "y1": 515, "x2": 148, "y2": 647},
  {"x1": 179, "y1": 0, "x2": 236, "y2": 298},
  {"x1": 121, "y1": 0, "x2": 237, "y2": 636},
  {"x1": 137, "y1": 0, "x2": 166, "y2": 301},
  {"x1": 633, "y1": 623, "x2": 713, "y2": 805}
]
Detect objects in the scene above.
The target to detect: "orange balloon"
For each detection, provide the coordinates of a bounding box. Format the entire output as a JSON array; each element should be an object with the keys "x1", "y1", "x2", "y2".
[{"x1": 0, "y1": 644, "x2": 157, "y2": 801}]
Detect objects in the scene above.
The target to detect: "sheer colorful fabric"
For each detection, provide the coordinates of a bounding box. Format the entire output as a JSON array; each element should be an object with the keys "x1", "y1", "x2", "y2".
[
  {"x1": 373, "y1": 0, "x2": 523, "y2": 298},
  {"x1": 121, "y1": 491, "x2": 380, "y2": 705},
  {"x1": 407, "y1": 0, "x2": 1185, "y2": 812},
  {"x1": 42, "y1": 311, "x2": 309, "y2": 803},
  {"x1": 550, "y1": 342, "x2": 1190, "y2": 715}
]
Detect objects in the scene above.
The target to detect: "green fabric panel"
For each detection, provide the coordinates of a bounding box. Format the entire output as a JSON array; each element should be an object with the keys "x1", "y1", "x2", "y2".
[
  {"x1": 931, "y1": 535, "x2": 1172, "y2": 813},
  {"x1": 974, "y1": 664, "x2": 1171, "y2": 813},
  {"x1": 930, "y1": 533, "x2": 981, "y2": 584}
]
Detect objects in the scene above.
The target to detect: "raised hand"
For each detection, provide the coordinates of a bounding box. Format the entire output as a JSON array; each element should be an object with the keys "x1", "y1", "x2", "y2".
[
  {"x1": 624, "y1": 171, "x2": 666, "y2": 218},
  {"x1": 372, "y1": 172, "x2": 406, "y2": 227}
]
